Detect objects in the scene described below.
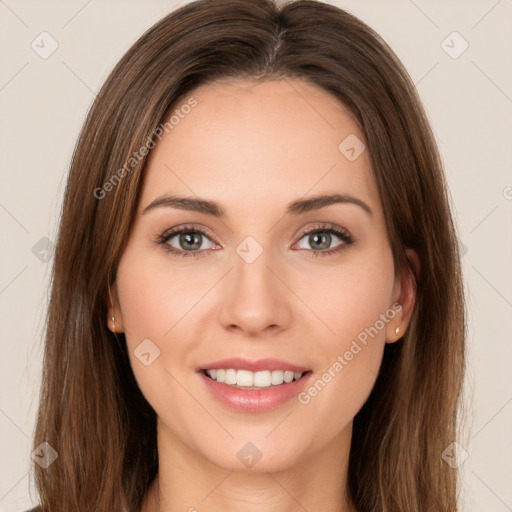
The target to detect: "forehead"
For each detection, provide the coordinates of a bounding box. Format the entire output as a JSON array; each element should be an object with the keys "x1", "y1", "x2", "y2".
[{"x1": 140, "y1": 79, "x2": 380, "y2": 219}]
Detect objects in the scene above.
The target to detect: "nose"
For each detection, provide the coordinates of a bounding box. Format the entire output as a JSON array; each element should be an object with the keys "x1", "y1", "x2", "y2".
[{"x1": 218, "y1": 248, "x2": 292, "y2": 337}]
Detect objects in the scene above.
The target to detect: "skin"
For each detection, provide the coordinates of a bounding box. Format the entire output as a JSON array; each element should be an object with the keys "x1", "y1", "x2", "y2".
[{"x1": 109, "y1": 79, "x2": 417, "y2": 512}]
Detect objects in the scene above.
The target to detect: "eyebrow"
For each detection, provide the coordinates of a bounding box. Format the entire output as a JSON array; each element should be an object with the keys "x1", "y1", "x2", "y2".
[{"x1": 142, "y1": 192, "x2": 373, "y2": 218}]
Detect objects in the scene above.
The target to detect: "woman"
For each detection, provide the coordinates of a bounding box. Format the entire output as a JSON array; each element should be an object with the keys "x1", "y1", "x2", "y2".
[{"x1": 29, "y1": 0, "x2": 466, "y2": 510}]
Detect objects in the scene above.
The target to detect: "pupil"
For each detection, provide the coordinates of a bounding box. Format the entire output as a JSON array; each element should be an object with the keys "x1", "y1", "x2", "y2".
[
  {"x1": 180, "y1": 232, "x2": 201, "y2": 250},
  {"x1": 310, "y1": 232, "x2": 330, "y2": 250}
]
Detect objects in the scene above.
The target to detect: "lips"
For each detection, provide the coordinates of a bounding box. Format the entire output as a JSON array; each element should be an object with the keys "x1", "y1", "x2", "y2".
[
  {"x1": 197, "y1": 357, "x2": 313, "y2": 412},
  {"x1": 198, "y1": 357, "x2": 311, "y2": 374}
]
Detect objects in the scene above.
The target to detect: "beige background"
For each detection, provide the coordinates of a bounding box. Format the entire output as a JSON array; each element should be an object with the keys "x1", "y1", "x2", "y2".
[{"x1": 1, "y1": 0, "x2": 511, "y2": 510}]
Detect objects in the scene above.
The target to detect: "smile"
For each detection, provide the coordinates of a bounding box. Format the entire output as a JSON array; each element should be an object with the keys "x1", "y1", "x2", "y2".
[{"x1": 203, "y1": 368, "x2": 306, "y2": 389}]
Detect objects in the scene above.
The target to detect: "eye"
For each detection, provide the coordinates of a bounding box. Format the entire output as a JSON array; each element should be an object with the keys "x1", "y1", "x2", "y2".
[
  {"x1": 156, "y1": 223, "x2": 354, "y2": 259},
  {"x1": 156, "y1": 225, "x2": 218, "y2": 258},
  {"x1": 293, "y1": 224, "x2": 354, "y2": 257}
]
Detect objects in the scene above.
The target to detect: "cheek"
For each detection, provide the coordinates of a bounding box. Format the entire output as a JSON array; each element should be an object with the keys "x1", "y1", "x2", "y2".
[
  {"x1": 116, "y1": 247, "x2": 205, "y2": 345},
  {"x1": 292, "y1": 249, "x2": 395, "y2": 423},
  {"x1": 115, "y1": 248, "x2": 205, "y2": 421},
  {"x1": 297, "y1": 248, "x2": 396, "y2": 353}
]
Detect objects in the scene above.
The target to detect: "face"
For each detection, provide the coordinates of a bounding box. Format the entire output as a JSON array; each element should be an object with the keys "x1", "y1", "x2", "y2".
[{"x1": 110, "y1": 79, "x2": 415, "y2": 473}]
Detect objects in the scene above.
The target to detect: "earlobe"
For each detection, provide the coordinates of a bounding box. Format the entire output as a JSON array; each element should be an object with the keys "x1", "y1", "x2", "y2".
[
  {"x1": 107, "y1": 283, "x2": 125, "y2": 333},
  {"x1": 385, "y1": 304, "x2": 405, "y2": 344},
  {"x1": 386, "y1": 247, "x2": 420, "y2": 343},
  {"x1": 108, "y1": 312, "x2": 115, "y2": 333}
]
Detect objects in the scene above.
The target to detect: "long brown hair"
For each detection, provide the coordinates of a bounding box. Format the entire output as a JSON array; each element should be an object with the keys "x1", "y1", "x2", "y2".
[{"x1": 32, "y1": 0, "x2": 466, "y2": 510}]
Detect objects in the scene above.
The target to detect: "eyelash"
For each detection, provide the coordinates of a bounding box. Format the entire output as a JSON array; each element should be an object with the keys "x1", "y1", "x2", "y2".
[{"x1": 155, "y1": 223, "x2": 355, "y2": 259}]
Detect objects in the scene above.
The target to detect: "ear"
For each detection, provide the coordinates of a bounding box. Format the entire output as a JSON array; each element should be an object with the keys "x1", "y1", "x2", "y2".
[
  {"x1": 385, "y1": 247, "x2": 420, "y2": 343},
  {"x1": 107, "y1": 281, "x2": 125, "y2": 334}
]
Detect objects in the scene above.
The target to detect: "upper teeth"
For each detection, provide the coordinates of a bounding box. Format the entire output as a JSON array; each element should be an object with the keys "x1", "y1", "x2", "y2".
[{"x1": 205, "y1": 369, "x2": 304, "y2": 388}]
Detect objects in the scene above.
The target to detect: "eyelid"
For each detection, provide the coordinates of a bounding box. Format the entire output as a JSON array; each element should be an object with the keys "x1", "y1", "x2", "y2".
[
  {"x1": 294, "y1": 222, "x2": 352, "y2": 242},
  {"x1": 160, "y1": 223, "x2": 219, "y2": 245}
]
